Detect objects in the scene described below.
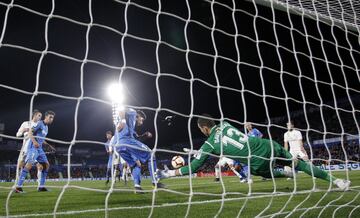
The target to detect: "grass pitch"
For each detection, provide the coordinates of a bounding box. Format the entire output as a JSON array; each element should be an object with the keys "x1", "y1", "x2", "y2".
[{"x1": 1, "y1": 171, "x2": 359, "y2": 218}]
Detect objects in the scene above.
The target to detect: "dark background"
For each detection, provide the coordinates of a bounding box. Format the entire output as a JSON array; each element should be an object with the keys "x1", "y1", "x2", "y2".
[{"x1": 0, "y1": 0, "x2": 359, "y2": 152}]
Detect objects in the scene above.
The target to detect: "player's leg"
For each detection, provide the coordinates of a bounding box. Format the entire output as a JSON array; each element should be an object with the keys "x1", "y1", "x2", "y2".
[
  {"x1": 275, "y1": 144, "x2": 322, "y2": 179},
  {"x1": 113, "y1": 151, "x2": 122, "y2": 182},
  {"x1": 119, "y1": 164, "x2": 123, "y2": 181},
  {"x1": 229, "y1": 164, "x2": 242, "y2": 180},
  {"x1": 113, "y1": 163, "x2": 119, "y2": 182},
  {"x1": 37, "y1": 150, "x2": 50, "y2": 191},
  {"x1": 293, "y1": 159, "x2": 350, "y2": 190},
  {"x1": 117, "y1": 145, "x2": 143, "y2": 193},
  {"x1": 284, "y1": 150, "x2": 299, "y2": 180},
  {"x1": 38, "y1": 162, "x2": 49, "y2": 191},
  {"x1": 295, "y1": 160, "x2": 337, "y2": 182},
  {"x1": 134, "y1": 140, "x2": 166, "y2": 188},
  {"x1": 228, "y1": 163, "x2": 248, "y2": 183},
  {"x1": 299, "y1": 149, "x2": 310, "y2": 162},
  {"x1": 146, "y1": 154, "x2": 166, "y2": 188},
  {"x1": 16, "y1": 149, "x2": 38, "y2": 193},
  {"x1": 15, "y1": 162, "x2": 32, "y2": 193},
  {"x1": 36, "y1": 162, "x2": 43, "y2": 188},
  {"x1": 214, "y1": 164, "x2": 221, "y2": 182},
  {"x1": 132, "y1": 160, "x2": 143, "y2": 191},
  {"x1": 121, "y1": 161, "x2": 127, "y2": 184},
  {"x1": 214, "y1": 157, "x2": 227, "y2": 182},
  {"x1": 297, "y1": 150, "x2": 317, "y2": 179},
  {"x1": 126, "y1": 164, "x2": 132, "y2": 181},
  {"x1": 15, "y1": 154, "x2": 25, "y2": 184},
  {"x1": 105, "y1": 154, "x2": 113, "y2": 184},
  {"x1": 283, "y1": 149, "x2": 296, "y2": 173},
  {"x1": 17, "y1": 140, "x2": 31, "y2": 182},
  {"x1": 275, "y1": 142, "x2": 350, "y2": 189},
  {"x1": 224, "y1": 158, "x2": 246, "y2": 182}
]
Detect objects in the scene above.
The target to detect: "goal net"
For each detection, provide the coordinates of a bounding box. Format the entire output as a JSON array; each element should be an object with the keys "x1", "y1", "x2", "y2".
[{"x1": 0, "y1": 0, "x2": 359, "y2": 217}]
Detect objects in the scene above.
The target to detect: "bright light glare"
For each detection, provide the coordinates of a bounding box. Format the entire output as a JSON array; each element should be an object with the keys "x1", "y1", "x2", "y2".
[{"x1": 108, "y1": 83, "x2": 125, "y2": 103}]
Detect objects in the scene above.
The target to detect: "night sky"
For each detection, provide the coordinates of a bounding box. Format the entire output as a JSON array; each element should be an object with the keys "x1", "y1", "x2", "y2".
[{"x1": 0, "y1": 0, "x2": 359, "y2": 151}]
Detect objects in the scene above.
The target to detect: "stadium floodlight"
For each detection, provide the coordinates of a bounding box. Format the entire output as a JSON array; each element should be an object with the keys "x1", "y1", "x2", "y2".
[
  {"x1": 108, "y1": 83, "x2": 125, "y2": 126},
  {"x1": 107, "y1": 83, "x2": 125, "y2": 104}
]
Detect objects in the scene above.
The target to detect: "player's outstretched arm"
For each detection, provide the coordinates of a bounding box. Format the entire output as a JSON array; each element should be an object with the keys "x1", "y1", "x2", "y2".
[
  {"x1": 43, "y1": 141, "x2": 56, "y2": 152},
  {"x1": 158, "y1": 142, "x2": 213, "y2": 179},
  {"x1": 136, "y1": 131, "x2": 152, "y2": 141}
]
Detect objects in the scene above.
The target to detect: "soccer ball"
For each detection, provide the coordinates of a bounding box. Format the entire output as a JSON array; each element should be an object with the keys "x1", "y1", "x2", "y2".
[{"x1": 171, "y1": 155, "x2": 185, "y2": 169}]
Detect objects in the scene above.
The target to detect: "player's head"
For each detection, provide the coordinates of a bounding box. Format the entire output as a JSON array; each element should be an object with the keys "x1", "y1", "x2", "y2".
[
  {"x1": 287, "y1": 120, "x2": 294, "y2": 130},
  {"x1": 32, "y1": 109, "x2": 42, "y2": 122},
  {"x1": 136, "y1": 110, "x2": 146, "y2": 126},
  {"x1": 244, "y1": 122, "x2": 252, "y2": 131},
  {"x1": 197, "y1": 114, "x2": 216, "y2": 137},
  {"x1": 106, "y1": 130, "x2": 112, "y2": 140},
  {"x1": 44, "y1": 110, "x2": 55, "y2": 125}
]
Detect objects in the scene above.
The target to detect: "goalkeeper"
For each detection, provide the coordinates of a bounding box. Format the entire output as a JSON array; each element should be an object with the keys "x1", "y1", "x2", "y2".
[{"x1": 158, "y1": 115, "x2": 351, "y2": 190}]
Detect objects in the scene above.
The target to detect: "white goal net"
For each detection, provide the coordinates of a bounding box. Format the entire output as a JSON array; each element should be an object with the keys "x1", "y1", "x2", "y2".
[{"x1": 0, "y1": 0, "x2": 359, "y2": 217}]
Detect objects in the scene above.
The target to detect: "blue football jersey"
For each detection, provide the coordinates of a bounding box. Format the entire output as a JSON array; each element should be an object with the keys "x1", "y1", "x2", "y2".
[
  {"x1": 29, "y1": 120, "x2": 48, "y2": 149},
  {"x1": 117, "y1": 109, "x2": 137, "y2": 143},
  {"x1": 248, "y1": 128, "x2": 263, "y2": 138}
]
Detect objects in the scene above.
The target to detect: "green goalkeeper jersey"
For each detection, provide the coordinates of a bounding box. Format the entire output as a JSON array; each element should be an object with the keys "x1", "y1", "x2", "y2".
[{"x1": 180, "y1": 122, "x2": 287, "y2": 177}]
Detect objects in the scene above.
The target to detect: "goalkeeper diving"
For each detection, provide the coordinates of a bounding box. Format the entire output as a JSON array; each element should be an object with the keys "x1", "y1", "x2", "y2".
[{"x1": 157, "y1": 114, "x2": 351, "y2": 190}]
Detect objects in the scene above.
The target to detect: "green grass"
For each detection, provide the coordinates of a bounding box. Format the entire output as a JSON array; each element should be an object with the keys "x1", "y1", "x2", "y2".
[{"x1": 1, "y1": 171, "x2": 360, "y2": 218}]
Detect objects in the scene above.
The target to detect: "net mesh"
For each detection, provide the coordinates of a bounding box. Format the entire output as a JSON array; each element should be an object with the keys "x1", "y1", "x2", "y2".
[{"x1": 0, "y1": 0, "x2": 359, "y2": 217}]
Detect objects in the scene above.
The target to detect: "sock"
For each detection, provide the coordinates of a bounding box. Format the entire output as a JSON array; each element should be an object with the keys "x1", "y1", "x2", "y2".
[
  {"x1": 106, "y1": 168, "x2": 110, "y2": 180},
  {"x1": 132, "y1": 166, "x2": 141, "y2": 186},
  {"x1": 118, "y1": 163, "x2": 123, "y2": 179},
  {"x1": 17, "y1": 168, "x2": 22, "y2": 180},
  {"x1": 240, "y1": 165, "x2": 251, "y2": 178},
  {"x1": 40, "y1": 169, "x2": 48, "y2": 187},
  {"x1": 37, "y1": 170, "x2": 42, "y2": 187},
  {"x1": 296, "y1": 160, "x2": 335, "y2": 182},
  {"x1": 240, "y1": 165, "x2": 248, "y2": 178},
  {"x1": 147, "y1": 159, "x2": 157, "y2": 183},
  {"x1": 122, "y1": 166, "x2": 126, "y2": 180},
  {"x1": 215, "y1": 166, "x2": 220, "y2": 179},
  {"x1": 17, "y1": 168, "x2": 29, "y2": 187}
]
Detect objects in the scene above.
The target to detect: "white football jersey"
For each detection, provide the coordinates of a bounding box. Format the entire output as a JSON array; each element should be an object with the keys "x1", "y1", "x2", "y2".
[
  {"x1": 284, "y1": 129, "x2": 303, "y2": 151},
  {"x1": 16, "y1": 120, "x2": 39, "y2": 155}
]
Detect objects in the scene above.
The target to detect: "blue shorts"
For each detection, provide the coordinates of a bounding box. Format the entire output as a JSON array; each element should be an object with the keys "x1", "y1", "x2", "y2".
[
  {"x1": 25, "y1": 148, "x2": 48, "y2": 164},
  {"x1": 116, "y1": 139, "x2": 152, "y2": 167},
  {"x1": 107, "y1": 154, "x2": 113, "y2": 169}
]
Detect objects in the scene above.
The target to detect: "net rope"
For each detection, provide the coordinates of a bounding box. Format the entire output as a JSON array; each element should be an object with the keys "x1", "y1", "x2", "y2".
[{"x1": 0, "y1": 0, "x2": 359, "y2": 217}]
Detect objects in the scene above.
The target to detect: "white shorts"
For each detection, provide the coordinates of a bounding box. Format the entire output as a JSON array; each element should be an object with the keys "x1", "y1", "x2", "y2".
[
  {"x1": 113, "y1": 150, "x2": 126, "y2": 165},
  {"x1": 18, "y1": 151, "x2": 26, "y2": 163},
  {"x1": 217, "y1": 157, "x2": 235, "y2": 167},
  {"x1": 18, "y1": 147, "x2": 28, "y2": 163},
  {"x1": 18, "y1": 140, "x2": 30, "y2": 163},
  {"x1": 290, "y1": 149, "x2": 308, "y2": 160}
]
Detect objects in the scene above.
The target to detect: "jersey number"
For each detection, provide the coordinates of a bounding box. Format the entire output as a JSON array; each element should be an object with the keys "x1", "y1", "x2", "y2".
[{"x1": 222, "y1": 128, "x2": 248, "y2": 150}]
